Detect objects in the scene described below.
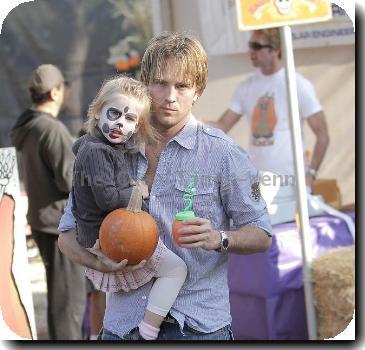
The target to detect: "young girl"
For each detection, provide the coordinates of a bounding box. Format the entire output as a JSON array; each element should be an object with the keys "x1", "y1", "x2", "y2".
[{"x1": 71, "y1": 76, "x2": 187, "y2": 340}]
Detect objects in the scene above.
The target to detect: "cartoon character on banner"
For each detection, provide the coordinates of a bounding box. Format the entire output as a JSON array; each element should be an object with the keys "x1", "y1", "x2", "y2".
[
  {"x1": 0, "y1": 151, "x2": 15, "y2": 201},
  {"x1": 0, "y1": 148, "x2": 36, "y2": 339}
]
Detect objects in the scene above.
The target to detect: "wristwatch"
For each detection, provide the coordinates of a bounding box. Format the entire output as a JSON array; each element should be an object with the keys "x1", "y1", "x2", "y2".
[
  {"x1": 215, "y1": 230, "x2": 229, "y2": 252},
  {"x1": 306, "y1": 167, "x2": 318, "y2": 178}
]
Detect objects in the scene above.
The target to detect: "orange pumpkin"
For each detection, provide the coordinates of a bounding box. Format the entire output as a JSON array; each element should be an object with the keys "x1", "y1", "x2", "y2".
[{"x1": 99, "y1": 185, "x2": 158, "y2": 264}]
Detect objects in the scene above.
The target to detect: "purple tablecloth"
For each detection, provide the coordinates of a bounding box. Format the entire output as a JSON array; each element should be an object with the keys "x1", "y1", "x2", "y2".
[{"x1": 228, "y1": 212, "x2": 354, "y2": 340}]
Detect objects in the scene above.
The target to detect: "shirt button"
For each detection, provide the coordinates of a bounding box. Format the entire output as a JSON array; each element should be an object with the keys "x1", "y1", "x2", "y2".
[
  {"x1": 142, "y1": 296, "x2": 147, "y2": 300},
  {"x1": 151, "y1": 195, "x2": 156, "y2": 200}
]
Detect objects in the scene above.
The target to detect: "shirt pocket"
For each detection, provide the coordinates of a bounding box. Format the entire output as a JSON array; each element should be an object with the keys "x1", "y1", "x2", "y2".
[{"x1": 174, "y1": 176, "x2": 215, "y2": 220}]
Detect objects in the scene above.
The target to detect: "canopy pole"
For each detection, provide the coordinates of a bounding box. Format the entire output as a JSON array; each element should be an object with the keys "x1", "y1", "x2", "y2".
[{"x1": 280, "y1": 25, "x2": 317, "y2": 340}]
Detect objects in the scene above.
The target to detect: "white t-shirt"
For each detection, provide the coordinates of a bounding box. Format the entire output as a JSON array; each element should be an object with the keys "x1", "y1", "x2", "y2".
[{"x1": 229, "y1": 68, "x2": 322, "y2": 176}]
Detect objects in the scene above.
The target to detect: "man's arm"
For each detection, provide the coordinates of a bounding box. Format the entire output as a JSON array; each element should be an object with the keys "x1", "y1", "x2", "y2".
[
  {"x1": 204, "y1": 109, "x2": 241, "y2": 133},
  {"x1": 177, "y1": 217, "x2": 271, "y2": 254},
  {"x1": 42, "y1": 124, "x2": 75, "y2": 193},
  {"x1": 58, "y1": 230, "x2": 103, "y2": 270},
  {"x1": 58, "y1": 231, "x2": 147, "y2": 272},
  {"x1": 82, "y1": 147, "x2": 133, "y2": 212},
  {"x1": 224, "y1": 224, "x2": 271, "y2": 254},
  {"x1": 305, "y1": 111, "x2": 330, "y2": 186},
  {"x1": 178, "y1": 141, "x2": 272, "y2": 255}
]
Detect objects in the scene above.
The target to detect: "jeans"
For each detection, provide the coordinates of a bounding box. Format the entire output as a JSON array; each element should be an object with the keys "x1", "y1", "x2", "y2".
[
  {"x1": 32, "y1": 230, "x2": 87, "y2": 340},
  {"x1": 101, "y1": 321, "x2": 234, "y2": 341},
  {"x1": 101, "y1": 329, "x2": 121, "y2": 341}
]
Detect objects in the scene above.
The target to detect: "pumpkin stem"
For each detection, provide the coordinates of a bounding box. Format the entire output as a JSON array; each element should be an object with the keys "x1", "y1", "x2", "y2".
[{"x1": 127, "y1": 184, "x2": 143, "y2": 213}]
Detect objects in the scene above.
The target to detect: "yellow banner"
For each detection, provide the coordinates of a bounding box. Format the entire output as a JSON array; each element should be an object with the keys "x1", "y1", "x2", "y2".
[{"x1": 236, "y1": 0, "x2": 332, "y2": 30}]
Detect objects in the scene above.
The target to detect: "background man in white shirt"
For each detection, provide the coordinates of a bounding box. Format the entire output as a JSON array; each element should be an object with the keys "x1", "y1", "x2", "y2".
[{"x1": 208, "y1": 28, "x2": 329, "y2": 188}]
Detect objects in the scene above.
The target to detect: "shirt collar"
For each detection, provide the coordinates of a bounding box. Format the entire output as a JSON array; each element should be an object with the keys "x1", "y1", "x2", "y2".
[
  {"x1": 258, "y1": 67, "x2": 284, "y2": 80},
  {"x1": 170, "y1": 114, "x2": 198, "y2": 150}
]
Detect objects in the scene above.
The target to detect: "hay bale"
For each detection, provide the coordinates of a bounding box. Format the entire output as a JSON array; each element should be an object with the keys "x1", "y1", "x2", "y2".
[{"x1": 312, "y1": 245, "x2": 355, "y2": 339}]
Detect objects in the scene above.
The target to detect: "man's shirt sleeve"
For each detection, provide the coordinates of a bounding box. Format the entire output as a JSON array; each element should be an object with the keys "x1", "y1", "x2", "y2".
[
  {"x1": 219, "y1": 143, "x2": 272, "y2": 236},
  {"x1": 297, "y1": 75, "x2": 322, "y2": 119},
  {"x1": 58, "y1": 192, "x2": 76, "y2": 232}
]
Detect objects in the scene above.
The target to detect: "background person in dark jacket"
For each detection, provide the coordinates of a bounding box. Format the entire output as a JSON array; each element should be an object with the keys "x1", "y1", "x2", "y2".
[{"x1": 11, "y1": 64, "x2": 87, "y2": 340}]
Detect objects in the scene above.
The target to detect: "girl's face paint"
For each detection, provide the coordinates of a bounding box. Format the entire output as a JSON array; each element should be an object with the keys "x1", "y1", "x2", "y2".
[{"x1": 97, "y1": 95, "x2": 140, "y2": 144}]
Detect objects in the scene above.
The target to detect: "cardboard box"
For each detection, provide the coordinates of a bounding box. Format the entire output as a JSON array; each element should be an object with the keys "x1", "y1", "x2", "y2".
[{"x1": 312, "y1": 179, "x2": 342, "y2": 209}]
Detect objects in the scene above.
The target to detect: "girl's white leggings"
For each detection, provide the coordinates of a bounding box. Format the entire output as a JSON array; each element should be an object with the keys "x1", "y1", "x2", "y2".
[{"x1": 146, "y1": 248, "x2": 187, "y2": 317}]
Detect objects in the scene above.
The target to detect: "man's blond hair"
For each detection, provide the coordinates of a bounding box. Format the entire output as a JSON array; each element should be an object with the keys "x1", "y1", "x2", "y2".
[
  {"x1": 140, "y1": 31, "x2": 208, "y2": 96},
  {"x1": 86, "y1": 75, "x2": 153, "y2": 145},
  {"x1": 255, "y1": 28, "x2": 281, "y2": 58}
]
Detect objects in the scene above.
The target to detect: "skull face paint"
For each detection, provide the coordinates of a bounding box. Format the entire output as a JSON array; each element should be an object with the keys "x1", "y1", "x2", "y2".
[
  {"x1": 97, "y1": 95, "x2": 140, "y2": 144},
  {"x1": 274, "y1": 0, "x2": 294, "y2": 15}
]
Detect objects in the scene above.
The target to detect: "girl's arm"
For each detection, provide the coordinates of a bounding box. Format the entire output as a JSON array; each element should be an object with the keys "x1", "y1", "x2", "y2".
[{"x1": 83, "y1": 147, "x2": 133, "y2": 212}]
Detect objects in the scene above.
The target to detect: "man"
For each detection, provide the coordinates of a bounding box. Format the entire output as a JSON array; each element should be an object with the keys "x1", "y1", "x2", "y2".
[
  {"x1": 11, "y1": 64, "x2": 86, "y2": 340},
  {"x1": 208, "y1": 28, "x2": 329, "y2": 188},
  {"x1": 58, "y1": 32, "x2": 272, "y2": 341}
]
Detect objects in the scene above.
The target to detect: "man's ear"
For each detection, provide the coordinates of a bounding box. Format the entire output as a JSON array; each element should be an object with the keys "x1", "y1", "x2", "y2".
[
  {"x1": 192, "y1": 95, "x2": 199, "y2": 105},
  {"x1": 274, "y1": 48, "x2": 281, "y2": 59},
  {"x1": 49, "y1": 87, "x2": 58, "y2": 101}
]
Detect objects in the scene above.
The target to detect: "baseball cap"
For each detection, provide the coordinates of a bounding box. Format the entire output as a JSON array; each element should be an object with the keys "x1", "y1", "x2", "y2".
[{"x1": 29, "y1": 64, "x2": 65, "y2": 94}]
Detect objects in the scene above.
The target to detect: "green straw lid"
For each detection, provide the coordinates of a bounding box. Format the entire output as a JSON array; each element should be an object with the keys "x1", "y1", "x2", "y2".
[{"x1": 175, "y1": 210, "x2": 195, "y2": 221}]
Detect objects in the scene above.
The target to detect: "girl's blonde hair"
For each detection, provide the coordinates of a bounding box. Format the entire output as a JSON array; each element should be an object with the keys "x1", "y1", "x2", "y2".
[
  {"x1": 140, "y1": 31, "x2": 208, "y2": 96},
  {"x1": 86, "y1": 75, "x2": 153, "y2": 147}
]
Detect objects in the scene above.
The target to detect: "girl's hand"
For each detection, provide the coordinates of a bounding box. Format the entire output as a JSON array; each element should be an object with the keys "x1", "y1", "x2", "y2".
[
  {"x1": 136, "y1": 180, "x2": 149, "y2": 199},
  {"x1": 86, "y1": 239, "x2": 147, "y2": 272},
  {"x1": 130, "y1": 179, "x2": 149, "y2": 199}
]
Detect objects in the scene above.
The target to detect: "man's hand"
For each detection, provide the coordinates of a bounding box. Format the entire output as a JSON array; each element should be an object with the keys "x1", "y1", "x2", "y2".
[
  {"x1": 305, "y1": 172, "x2": 314, "y2": 190},
  {"x1": 177, "y1": 217, "x2": 221, "y2": 251},
  {"x1": 86, "y1": 239, "x2": 147, "y2": 273}
]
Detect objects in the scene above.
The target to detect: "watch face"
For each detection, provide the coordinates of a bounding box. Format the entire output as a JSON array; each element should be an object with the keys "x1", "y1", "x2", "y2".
[{"x1": 222, "y1": 238, "x2": 229, "y2": 249}]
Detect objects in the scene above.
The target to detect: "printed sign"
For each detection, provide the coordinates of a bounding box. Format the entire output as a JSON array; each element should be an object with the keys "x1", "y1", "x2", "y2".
[
  {"x1": 197, "y1": 2, "x2": 353, "y2": 56},
  {"x1": 236, "y1": 0, "x2": 332, "y2": 30}
]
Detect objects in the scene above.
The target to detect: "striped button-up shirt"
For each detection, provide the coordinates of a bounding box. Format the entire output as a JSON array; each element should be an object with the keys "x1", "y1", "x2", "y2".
[{"x1": 59, "y1": 115, "x2": 272, "y2": 337}]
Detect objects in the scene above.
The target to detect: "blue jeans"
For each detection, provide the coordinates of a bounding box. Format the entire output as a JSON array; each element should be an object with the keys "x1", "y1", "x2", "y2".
[
  {"x1": 158, "y1": 321, "x2": 234, "y2": 341},
  {"x1": 101, "y1": 329, "x2": 121, "y2": 341},
  {"x1": 101, "y1": 321, "x2": 234, "y2": 341}
]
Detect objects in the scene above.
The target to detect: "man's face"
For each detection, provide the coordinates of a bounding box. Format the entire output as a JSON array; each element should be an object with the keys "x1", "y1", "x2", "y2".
[
  {"x1": 249, "y1": 32, "x2": 278, "y2": 70},
  {"x1": 148, "y1": 59, "x2": 198, "y2": 132},
  {"x1": 58, "y1": 83, "x2": 65, "y2": 104},
  {"x1": 53, "y1": 83, "x2": 65, "y2": 112},
  {"x1": 96, "y1": 95, "x2": 140, "y2": 144},
  {"x1": 59, "y1": 82, "x2": 69, "y2": 112}
]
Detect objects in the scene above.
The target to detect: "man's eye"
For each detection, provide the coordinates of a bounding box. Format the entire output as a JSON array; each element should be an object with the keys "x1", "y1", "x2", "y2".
[{"x1": 176, "y1": 84, "x2": 188, "y2": 90}]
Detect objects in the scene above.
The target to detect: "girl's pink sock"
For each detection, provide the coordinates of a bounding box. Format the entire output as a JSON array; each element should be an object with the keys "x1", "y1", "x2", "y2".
[{"x1": 138, "y1": 320, "x2": 160, "y2": 340}]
